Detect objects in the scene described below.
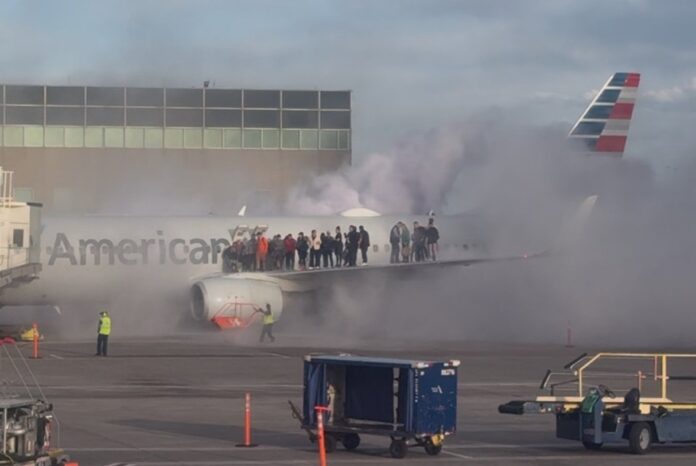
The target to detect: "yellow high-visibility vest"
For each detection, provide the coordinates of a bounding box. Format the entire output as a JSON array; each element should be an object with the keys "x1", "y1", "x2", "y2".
[
  {"x1": 99, "y1": 315, "x2": 112, "y2": 335},
  {"x1": 263, "y1": 312, "x2": 274, "y2": 325}
]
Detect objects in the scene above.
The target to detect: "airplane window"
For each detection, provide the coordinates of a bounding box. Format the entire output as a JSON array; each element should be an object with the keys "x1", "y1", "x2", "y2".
[
  {"x1": 385, "y1": 244, "x2": 390, "y2": 252},
  {"x1": 373, "y1": 245, "x2": 378, "y2": 252},
  {"x1": 463, "y1": 244, "x2": 469, "y2": 251}
]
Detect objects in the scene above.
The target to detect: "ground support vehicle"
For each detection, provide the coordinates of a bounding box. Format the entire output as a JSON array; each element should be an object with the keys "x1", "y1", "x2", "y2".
[
  {"x1": 499, "y1": 352, "x2": 696, "y2": 454},
  {"x1": 0, "y1": 338, "x2": 69, "y2": 465},
  {"x1": 290, "y1": 354, "x2": 459, "y2": 459}
]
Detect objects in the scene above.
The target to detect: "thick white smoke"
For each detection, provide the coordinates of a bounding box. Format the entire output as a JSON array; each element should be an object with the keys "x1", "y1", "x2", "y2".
[{"x1": 281, "y1": 113, "x2": 696, "y2": 347}]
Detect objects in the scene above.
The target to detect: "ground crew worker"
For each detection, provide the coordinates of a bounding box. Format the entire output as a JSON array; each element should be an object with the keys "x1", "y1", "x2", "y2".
[
  {"x1": 96, "y1": 310, "x2": 111, "y2": 356},
  {"x1": 259, "y1": 303, "x2": 275, "y2": 343}
]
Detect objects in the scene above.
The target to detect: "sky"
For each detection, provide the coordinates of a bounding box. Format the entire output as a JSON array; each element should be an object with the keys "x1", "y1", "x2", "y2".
[{"x1": 0, "y1": 0, "x2": 694, "y2": 174}]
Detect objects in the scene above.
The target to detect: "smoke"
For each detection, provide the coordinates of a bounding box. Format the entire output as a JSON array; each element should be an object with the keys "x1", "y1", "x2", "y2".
[
  {"x1": 282, "y1": 112, "x2": 696, "y2": 348},
  {"x1": 285, "y1": 113, "x2": 498, "y2": 215}
]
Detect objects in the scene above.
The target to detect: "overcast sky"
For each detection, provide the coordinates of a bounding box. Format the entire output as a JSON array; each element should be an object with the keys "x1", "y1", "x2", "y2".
[{"x1": 1, "y1": 0, "x2": 694, "y2": 174}]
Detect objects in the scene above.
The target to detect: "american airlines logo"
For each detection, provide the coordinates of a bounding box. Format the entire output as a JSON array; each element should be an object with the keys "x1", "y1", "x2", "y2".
[{"x1": 47, "y1": 226, "x2": 268, "y2": 266}]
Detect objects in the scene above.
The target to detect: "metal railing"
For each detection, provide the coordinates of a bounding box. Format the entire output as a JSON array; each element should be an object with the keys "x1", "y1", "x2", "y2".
[{"x1": 541, "y1": 353, "x2": 696, "y2": 402}]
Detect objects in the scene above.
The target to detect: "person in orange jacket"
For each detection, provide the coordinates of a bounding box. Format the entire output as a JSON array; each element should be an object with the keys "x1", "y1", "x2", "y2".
[{"x1": 256, "y1": 232, "x2": 269, "y2": 271}]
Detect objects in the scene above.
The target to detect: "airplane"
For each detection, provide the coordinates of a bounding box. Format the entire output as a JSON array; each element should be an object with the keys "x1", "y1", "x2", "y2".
[{"x1": 0, "y1": 72, "x2": 639, "y2": 329}]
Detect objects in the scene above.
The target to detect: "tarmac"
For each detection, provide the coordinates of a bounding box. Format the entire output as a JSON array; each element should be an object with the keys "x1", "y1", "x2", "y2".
[{"x1": 12, "y1": 332, "x2": 696, "y2": 466}]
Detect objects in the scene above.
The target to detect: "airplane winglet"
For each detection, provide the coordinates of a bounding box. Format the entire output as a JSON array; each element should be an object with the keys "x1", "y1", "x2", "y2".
[{"x1": 237, "y1": 205, "x2": 247, "y2": 217}]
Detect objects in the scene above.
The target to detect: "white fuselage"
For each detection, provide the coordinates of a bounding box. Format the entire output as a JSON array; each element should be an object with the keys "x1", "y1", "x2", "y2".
[{"x1": 1, "y1": 214, "x2": 484, "y2": 306}]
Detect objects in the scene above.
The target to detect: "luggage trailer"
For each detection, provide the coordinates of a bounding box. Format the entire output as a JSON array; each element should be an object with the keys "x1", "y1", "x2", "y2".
[
  {"x1": 290, "y1": 355, "x2": 459, "y2": 459},
  {"x1": 499, "y1": 352, "x2": 696, "y2": 454}
]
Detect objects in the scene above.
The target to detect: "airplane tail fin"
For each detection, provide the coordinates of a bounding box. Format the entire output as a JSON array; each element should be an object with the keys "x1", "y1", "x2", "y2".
[{"x1": 568, "y1": 72, "x2": 640, "y2": 156}]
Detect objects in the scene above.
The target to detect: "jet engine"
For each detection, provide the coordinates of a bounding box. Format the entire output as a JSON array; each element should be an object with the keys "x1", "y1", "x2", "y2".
[{"x1": 190, "y1": 275, "x2": 283, "y2": 325}]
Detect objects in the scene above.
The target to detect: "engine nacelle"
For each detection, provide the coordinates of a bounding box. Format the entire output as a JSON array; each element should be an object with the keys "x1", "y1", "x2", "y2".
[{"x1": 190, "y1": 275, "x2": 283, "y2": 325}]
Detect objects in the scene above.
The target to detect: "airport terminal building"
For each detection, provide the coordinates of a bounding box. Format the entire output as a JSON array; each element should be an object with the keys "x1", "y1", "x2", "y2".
[{"x1": 0, "y1": 85, "x2": 351, "y2": 214}]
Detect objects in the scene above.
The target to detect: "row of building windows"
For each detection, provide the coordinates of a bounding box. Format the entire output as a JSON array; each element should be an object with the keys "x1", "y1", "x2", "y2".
[
  {"x1": 0, "y1": 86, "x2": 350, "y2": 109},
  {"x1": 0, "y1": 107, "x2": 350, "y2": 129},
  {"x1": 0, "y1": 126, "x2": 350, "y2": 150}
]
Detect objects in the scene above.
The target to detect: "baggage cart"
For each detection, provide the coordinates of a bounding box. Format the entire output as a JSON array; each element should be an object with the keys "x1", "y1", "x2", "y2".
[{"x1": 290, "y1": 354, "x2": 459, "y2": 458}]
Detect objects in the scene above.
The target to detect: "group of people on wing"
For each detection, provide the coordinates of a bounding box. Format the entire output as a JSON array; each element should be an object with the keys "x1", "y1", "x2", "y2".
[
  {"x1": 389, "y1": 217, "x2": 439, "y2": 264},
  {"x1": 222, "y1": 225, "x2": 371, "y2": 273}
]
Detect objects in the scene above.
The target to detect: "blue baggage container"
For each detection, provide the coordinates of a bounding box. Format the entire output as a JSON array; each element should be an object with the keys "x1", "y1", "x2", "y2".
[{"x1": 294, "y1": 354, "x2": 459, "y2": 458}]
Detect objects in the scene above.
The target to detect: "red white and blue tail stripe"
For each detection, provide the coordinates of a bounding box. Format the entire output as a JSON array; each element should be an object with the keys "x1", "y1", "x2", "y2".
[{"x1": 568, "y1": 72, "x2": 640, "y2": 156}]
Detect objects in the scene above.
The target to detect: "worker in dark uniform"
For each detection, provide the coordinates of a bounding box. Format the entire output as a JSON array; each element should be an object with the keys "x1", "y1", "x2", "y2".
[
  {"x1": 258, "y1": 303, "x2": 275, "y2": 343},
  {"x1": 95, "y1": 310, "x2": 111, "y2": 356}
]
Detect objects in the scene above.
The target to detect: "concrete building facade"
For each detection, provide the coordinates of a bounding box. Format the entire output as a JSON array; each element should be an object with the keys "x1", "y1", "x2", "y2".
[{"x1": 0, "y1": 85, "x2": 351, "y2": 214}]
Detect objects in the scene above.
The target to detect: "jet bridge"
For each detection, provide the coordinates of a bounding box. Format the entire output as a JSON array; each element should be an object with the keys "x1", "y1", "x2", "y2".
[{"x1": 0, "y1": 168, "x2": 42, "y2": 291}]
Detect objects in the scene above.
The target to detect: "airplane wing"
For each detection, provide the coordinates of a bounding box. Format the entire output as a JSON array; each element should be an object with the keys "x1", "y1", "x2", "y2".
[{"x1": 267, "y1": 252, "x2": 540, "y2": 288}]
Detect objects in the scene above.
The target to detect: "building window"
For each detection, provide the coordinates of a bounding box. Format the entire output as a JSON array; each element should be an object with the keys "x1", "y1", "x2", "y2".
[
  {"x1": 205, "y1": 89, "x2": 241, "y2": 108},
  {"x1": 166, "y1": 88, "x2": 202, "y2": 107},
  {"x1": 87, "y1": 107, "x2": 124, "y2": 126},
  {"x1": 5, "y1": 85, "x2": 43, "y2": 105},
  {"x1": 12, "y1": 229, "x2": 24, "y2": 247},
  {"x1": 46, "y1": 86, "x2": 84, "y2": 105},
  {"x1": 243, "y1": 129, "x2": 262, "y2": 149},
  {"x1": 320, "y1": 91, "x2": 350, "y2": 109},
  {"x1": 300, "y1": 130, "x2": 318, "y2": 149},
  {"x1": 320, "y1": 110, "x2": 351, "y2": 129},
  {"x1": 126, "y1": 87, "x2": 164, "y2": 107},
  {"x1": 166, "y1": 108, "x2": 203, "y2": 127},
  {"x1": 6, "y1": 106, "x2": 43, "y2": 125},
  {"x1": 243, "y1": 90, "x2": 279, "y2": 108},
  {"x1": 205, "y1": 109, "x2": 241, "y2": 127},
  {"x1": 282, "y1": 110, "x2": 318, "y2": 128},
  {"x1": 46, "y1": 107, "x2": 84, "y2": 125},
  {"x1": 244, "y1": 110, "x2": 279, "y2": 128},
  {"x1": 87, "y1": 86, "x2": 124, "y2": 106},
  {"x1": 282, "y1": 90, "x2": 318, "y2": 109}
]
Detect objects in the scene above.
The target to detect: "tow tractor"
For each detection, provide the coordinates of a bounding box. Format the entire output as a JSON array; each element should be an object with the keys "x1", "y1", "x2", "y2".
[{"x1": 499, "y1": 352, "x2": 696, "y2": 454}]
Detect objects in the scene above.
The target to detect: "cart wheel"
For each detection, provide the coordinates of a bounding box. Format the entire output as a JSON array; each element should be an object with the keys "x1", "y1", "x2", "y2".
[
  {"x1": 582, "y1": 441, "x2": 603, "y2": 451},
  {"x1": 628, "y1": 422, "x2": 652, "y2": 454},
  {"x1": 389, "y1": 438, "x2": 408, "y2": 459},
  {"x1": 342, "y1": 433, "x2": 360, "y2": 450},
  {"x1": 424, "y1": 438, "x2": 442, "y2": 456},
  {"x1": 323, "y1": 434, "x2": 337, "y2": 453}
]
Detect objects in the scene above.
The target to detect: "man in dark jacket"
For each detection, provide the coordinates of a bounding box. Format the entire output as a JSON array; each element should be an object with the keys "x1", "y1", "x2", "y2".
[
  {"x1": 389, "y1": 223, "x2": 401, "y2": 264},
  {"x1": 346, "y1": 225, "x2": 359, "y2": 266},
  {"x1": 413, "y1": 221, "x2": 427, "y2": 262},
  {"x1": 334, "y1": 226, "x2": 344, "y2": 267},
  {"x1": 426, "y1": 218, "x2": 440, "y2": 261},
  {"x1": 358, "y1": 225, "x2": 370, "y2": 265},
  {"x1": 284, "y1": 234, "x2": 296, "y2": 270},
  {"x1": 296, "y1": 232, "x2": 309, "y2": 270}
]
